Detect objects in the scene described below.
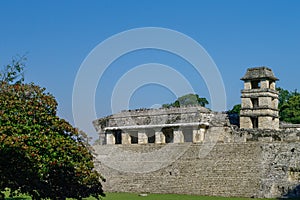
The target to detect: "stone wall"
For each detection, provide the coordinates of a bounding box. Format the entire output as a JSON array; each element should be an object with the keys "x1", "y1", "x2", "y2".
[
  {"x1": 93, "y1": 128, "x2": 300, "y2": 198},
  {"x1": 260, "y1": 143, "x2": 300, "y2": 198},
  {"x1": 93, "y1": 106, "x2": 213, "y2": 132},
  {"x1": 94, "y1": 142, "x2": 263, "y2": 197}
]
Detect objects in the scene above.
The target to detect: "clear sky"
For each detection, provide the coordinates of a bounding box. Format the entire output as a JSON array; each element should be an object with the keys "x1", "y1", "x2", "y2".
[{"x1": 1, "y1": 0, "x2": 299, "y2": 139}]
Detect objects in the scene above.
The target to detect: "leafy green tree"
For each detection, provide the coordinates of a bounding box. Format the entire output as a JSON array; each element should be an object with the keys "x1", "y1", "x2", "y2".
[
  {"x1": 162, "y1": 94, "x2": 209, "y2": 108},
  {"x1": 0, "y1": 55, "x2": 25, "y2": 84},
  {"x1": 0, "y1": 59, "x2": 104, "y2": 199},
  {"x1": 228, "y1": 104, "x2": 241, "y2": 115},
  {"x1": 277, "y1": 87, "x2": 300, "y2": 123},
  {"x1": 277, "y1": 87, "x2": 292, "y2": 110},
  {"x1": 280, "y1": 94, "x2": 300, "y2": 124}
]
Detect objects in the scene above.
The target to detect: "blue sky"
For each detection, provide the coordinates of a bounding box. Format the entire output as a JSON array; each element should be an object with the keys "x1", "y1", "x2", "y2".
[{"x1": 1, "y1": 0, "x2": 299, "y2": 138}]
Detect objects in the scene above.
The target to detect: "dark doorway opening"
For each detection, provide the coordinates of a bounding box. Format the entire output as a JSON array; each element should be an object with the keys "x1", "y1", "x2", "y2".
[
  {"x1": 251, "y1": 80, "x2": 260, "y2": 89},
  {"x1": 162, "y1": 127, "x2": 174, "y2": 143},
  {"x1": 251, "y1": 117, "x2": 258, "y2": 129},
  {"x1": 114, "y1": 130, "x2": 122, "y2": 144}
]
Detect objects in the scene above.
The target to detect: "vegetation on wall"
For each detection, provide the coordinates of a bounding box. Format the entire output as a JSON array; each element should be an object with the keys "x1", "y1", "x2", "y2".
[{"x1": 0, "y1": 57, "x2": 104, "y2": 200}]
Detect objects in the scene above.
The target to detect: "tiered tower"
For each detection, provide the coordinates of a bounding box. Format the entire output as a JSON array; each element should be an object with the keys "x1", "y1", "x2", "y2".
[{"x1": 240, "y1": 67, "x2": 279, "y2": 130}]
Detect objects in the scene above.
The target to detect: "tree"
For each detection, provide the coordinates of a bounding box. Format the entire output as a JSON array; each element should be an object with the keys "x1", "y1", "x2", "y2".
[
  {"x1": 162, "y1": 94, "x2": 209, "y2": 108},
  {"x1": 280, "y1": 94, "x2": 300, "y2": 124},
  {"x1": 277, "y1": 87, "x2": 300, "y2": 123},
  {"x1": 277, "y1": 87, "x2": 292, "y2": 110},
  {"x1": 228, "y1": 104, "x2": 241, "y2": 115},
  {"x1": 0, "y1": 55, "x2": 25, "y2": 84},
  {"x1": 227, "y1": 104, "x2": 241, "y2": 126},
  {"x1": 0, "y1": 59, "x2": 104, "y2": 199}
]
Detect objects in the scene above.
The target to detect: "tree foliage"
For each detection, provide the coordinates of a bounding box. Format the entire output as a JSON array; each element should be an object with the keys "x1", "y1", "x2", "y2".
[
  {"x1": 227, "y1": 104, "x2": 241, "y2": 115},
  {"x1": 277, "y1": 87, "x2": 300, "y2": 124},
  {"x1": 0, "y1": 55, "x2": 25, "y2": 84},
  {"x1": 162, "y1": 94, "x2": 209, "y2": 108},
  {"x1": 0, "y1": 59, "x2": 104, "y2": 199}
]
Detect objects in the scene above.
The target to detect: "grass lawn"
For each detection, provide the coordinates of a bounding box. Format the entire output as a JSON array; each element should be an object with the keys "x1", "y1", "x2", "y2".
[{"x1": 102, "y1": 193, "x2": 277, "y2": 200}]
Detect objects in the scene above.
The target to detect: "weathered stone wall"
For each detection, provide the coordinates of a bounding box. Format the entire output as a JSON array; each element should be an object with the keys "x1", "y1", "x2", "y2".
[
  {"x1": 93, "y1": 106, "x2": 228, "y2": 145},
  {"x1": 93, "y1": 129, "x2": 300, "y2": 198},
  {"x1": 93, "y1": 106, "x2": 212, "y2": 132},
  {"x1": 94, "y1": 142, "x2": 263, "y2": 197},
  {"x1": 260, "y1": 143, "x2": 300, "y2": 198}
]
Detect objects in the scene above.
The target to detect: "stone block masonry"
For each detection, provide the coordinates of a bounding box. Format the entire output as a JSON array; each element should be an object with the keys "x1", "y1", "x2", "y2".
[{"x1": 93, "y1": 139, "x2": 300, "y2": 198}]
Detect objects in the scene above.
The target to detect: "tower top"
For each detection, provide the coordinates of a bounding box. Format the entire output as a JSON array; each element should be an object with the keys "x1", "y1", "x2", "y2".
[{"x1": 241, "y1": 67, "x2": 279, "y2": 81}]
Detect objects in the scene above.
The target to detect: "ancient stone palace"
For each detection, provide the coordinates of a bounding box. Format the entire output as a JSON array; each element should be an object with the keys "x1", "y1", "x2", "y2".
[{"x1": 92, "y1": 67, "x2": 300, "y2": 198}]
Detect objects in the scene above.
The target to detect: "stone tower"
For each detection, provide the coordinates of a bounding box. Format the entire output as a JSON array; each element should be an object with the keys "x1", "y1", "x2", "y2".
[{"x1": 240, "y1": 67, "x2": 279, "y2": 130}]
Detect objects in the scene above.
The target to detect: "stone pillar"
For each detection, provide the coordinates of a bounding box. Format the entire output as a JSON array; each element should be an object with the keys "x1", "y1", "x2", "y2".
[
  {"x1": 270, "y1": 81, "x2": 276, "y2": 90},
  {"x1": 121, "y1": 132, "x2": 131, "y2": 145},
  {"x1": 200, "y1": 127, "x2": 206, "y2": 142},
  {"x1": 173, "y1": 127, "x2": 184, "y2": 143},
  {"x1": 272, "y1": 98, "x2": 279, "y2": 110},
  {"x1": 106, "y1": 131, "x2": 115, "y2": 145},
  {"x1": 138, "y1": 129, "x2": 148, "y2": 144},
  {"x1": 240, "y1": 116, "x2": 252, "y2": 129},
  {"x1": 193, "y1": 126, "x2": 205, "y2": 143},
  {"x1": 154, "y1": 128, "x2": 165, "y2": 144},
  {"x1": 244, "y1": 81, "x2": 251, "y2": 90},
  {"x1": 261, "y1": 79, "x2": 269, "y2": 89}
]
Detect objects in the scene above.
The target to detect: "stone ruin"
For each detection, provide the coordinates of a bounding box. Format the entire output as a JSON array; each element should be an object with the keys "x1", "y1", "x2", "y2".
[
  {"x1": 240, "y1": 67, "x2": 279, "y2": 130},
  {"x1": 92, "y1": 67, "x2": 300, "y2": 198},
  {"x1": 93, "y1": 106, "x2": 227, "y2": 145}
]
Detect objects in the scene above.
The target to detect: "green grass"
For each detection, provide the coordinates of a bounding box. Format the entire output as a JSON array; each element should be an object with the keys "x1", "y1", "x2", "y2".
[{"x1": 102, "y1": 193, "x2": 277, "y2": 200}]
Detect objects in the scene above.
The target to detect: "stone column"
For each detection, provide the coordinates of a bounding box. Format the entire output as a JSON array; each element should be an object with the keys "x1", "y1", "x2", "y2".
[
  {"x1": 193, "y1": 126, "x2": 205, "y2": 143},
  {"x1": 244, "y1": 81, "x2": 251, "y2": 90},
  {"x1": 122, "y1": 132, "x2": 131, "y2": 145},
  {"x1": 138, "y1": 129, "x2": 148, "y2": 144},
  {"x1": 270, "y1": 81, "x2": 276, "y2": 90},
  {"x1": 261, "y1": 79, "x2": 269, "y2": 89},
  {"x1": 106, "y1": 131, "x2": 115, "y2": 145},
  {"x1": 192, "y1": 126, "x2": 200, "y2": 143},
  {"x1": 154, "y1": 128, "x2": 165, "y2": 144},
  {"x1": 173, "y1": 127, "x2": 184, "y2": 143},
  {"x1": 199, "y1": 127, "x2": 206, "y2": 142}
]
